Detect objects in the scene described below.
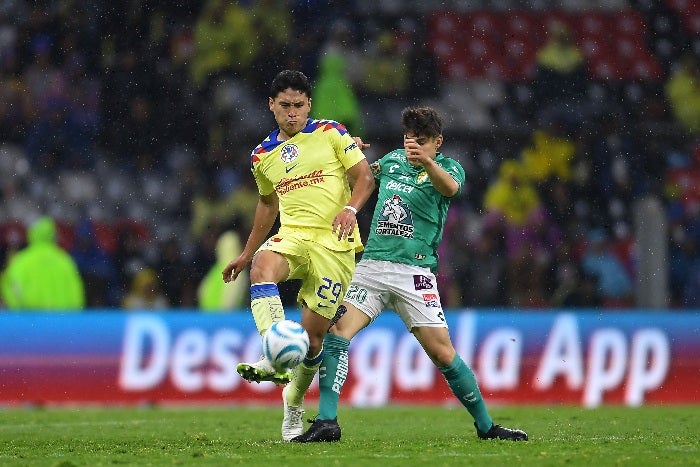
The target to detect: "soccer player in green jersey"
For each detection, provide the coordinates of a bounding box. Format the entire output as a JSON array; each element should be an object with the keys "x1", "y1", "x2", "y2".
[
  {"x1": 291, "y1": 106, "x2": 528, "y2": 443},
  {"x1": 221, "y1": 70, "x2": 375, "y2": 440}
]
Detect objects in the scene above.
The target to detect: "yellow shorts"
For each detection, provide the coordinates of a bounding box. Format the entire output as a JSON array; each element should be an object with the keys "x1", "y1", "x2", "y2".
[{"x1": 257, "y1": 227, "x2": 356, "y2": 319}]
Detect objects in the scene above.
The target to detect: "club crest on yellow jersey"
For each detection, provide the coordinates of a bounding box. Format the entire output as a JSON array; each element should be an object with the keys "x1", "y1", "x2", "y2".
[{"x1": 280, "y1": 144, "x2": 300, "y2": 163}]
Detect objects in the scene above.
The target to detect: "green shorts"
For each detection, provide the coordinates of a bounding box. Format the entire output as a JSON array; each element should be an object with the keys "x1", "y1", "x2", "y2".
[{"x1": 258, "y1": 227, "x2": 356, "y2": 319}]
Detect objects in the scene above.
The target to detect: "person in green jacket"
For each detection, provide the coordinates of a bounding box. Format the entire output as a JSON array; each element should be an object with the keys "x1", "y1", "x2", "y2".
[
  {"x1": 312, "y1": 52, "x2": 362, "y2": 136},
  {"x1": 198, "y1": 230, "x2": 248, "y2": 311},
  {"x1": 0, "y1": 216, "x2": 85, "y2": 311}
]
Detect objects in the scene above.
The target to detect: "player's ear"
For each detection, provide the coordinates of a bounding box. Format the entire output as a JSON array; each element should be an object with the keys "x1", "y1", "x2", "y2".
[
  {"x1": 268, "y1": 97, "x2": 274, "y2": 110},
  {"x1": 435, "y1": 135, "x2": 443, "y2": 149}
]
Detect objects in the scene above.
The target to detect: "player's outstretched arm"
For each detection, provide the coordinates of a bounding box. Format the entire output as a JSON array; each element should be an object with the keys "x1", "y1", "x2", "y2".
[
  {"x1": 222, "y1": 193, "x2": 279, "y2": 283},
  {"x1": 333, "y1": 158, "x2": 375, "y2": 240}
]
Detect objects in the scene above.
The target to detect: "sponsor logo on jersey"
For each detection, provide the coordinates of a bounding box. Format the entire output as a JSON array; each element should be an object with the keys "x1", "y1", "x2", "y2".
[
  {"x1": 276, "y1": 170, "x2": 325, "y2": 195},
  {"x1": 385, "y1": 180, "x2": 414, "y2": 193},
  {"x1": 375, "y1": 194, "x2": 414, "y2": 238},
  {"x1": 413, "y1": 275, "x2": 433, "y2": 290},
  {"x1": 416, "y1": 171, "x2": 429, "y2": 184},
  {"x1": 422, "y1": 293, "x2": 440, "y2": 307},
  {"x1": 280, "y1": 144, "x2": 300, "y2": 163},
  {"x1": 344, "y1": 142, "x2": 357, "y2": 153}
]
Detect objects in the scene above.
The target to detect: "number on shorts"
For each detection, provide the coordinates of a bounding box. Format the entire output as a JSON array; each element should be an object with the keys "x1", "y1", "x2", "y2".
[
  {"x1": 317, "y1": 277, "x2": 343, "y2": 304},
  {"x1": 345, "y1": 284, "x2": 367, "y2": 303}
]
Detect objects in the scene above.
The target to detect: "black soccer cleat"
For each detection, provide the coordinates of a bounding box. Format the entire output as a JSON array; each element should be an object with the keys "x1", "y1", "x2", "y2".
[
  {"x1": 290, "y1": 418, "x2": 341, "y2": 443},
  {"x1": 475, "y1": 422, "x2": 528, "y2": 441}
]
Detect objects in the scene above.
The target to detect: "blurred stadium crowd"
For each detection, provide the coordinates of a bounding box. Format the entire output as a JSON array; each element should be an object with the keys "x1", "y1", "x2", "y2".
[{"x1": 1, "y1": 0, "x2": 699, "y2": 310}]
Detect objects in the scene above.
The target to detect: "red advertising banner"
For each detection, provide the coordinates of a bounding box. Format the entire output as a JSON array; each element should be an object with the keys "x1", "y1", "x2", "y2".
[{"x1": 0, "y1": 311, "x2": 698, "y2": 406}]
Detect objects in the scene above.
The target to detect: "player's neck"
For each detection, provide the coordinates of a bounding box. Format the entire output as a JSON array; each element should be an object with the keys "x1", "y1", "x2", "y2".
[{"x1": 278, "y1": 129, "x2": 296, "y2": 141}]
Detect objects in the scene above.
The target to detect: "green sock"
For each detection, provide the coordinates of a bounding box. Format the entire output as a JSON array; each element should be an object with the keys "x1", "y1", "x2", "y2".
[
  {"x1": 286, "y1": 349, "x2": 324, "y2": 407},
  {"x1": 317, "y1": 333, "x2": 350, "y2": 421},
  {"x1": 439, "y1": 354, "x2": 493, "y2": 433}
]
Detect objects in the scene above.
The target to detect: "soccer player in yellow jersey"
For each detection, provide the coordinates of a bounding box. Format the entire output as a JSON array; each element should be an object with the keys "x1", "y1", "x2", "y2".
[{"x1": 221, "y1": 70, "x2": 375, "y2": 440}]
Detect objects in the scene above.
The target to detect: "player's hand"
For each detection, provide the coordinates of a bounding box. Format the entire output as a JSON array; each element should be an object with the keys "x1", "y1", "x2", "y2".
[
  {"x1": 353, "y1": 136, "x2": 370, "y2": 151},
  {"x1": 332, "y1": 207, "x2": 357, "y2": 241},
  {"x1": 404, "y1": 137, "x2": 429, "y2": 167},
  {"x1": 222, "y1": 255, "x2": 248, "y2": 283}
]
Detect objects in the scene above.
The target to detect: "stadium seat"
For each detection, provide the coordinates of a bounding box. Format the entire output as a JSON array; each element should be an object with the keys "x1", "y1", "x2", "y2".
[
  {"x1": 683, "y1": 11, "x2": 700, "y2": 34},
  {"x1": 588, "y1": 55, "x2": 623, "y2": 80},
  {"x1": 0, "y1": 220, "x2": 26, "y2": 249},
  {"x1": 428, "y1": 8, "x2": 658, "y2": 82},
  {"x1": 55, "y1": 220, "x2": 76, "y2": 251},
  {"x1": 504, "y1": 10, "x2": 541, "y2": 41},
  {"x1": 612, "y1": 10, "x2": 647, "y2": 37},
  {"x1": 466, "y1": 10, "x2": 503, "y2": 41},
  {"x1": 503, "y1": 36, "x2": 538, "y2": 80},
  {"x1": 541, "y1": 10, "x2": 576, "y2": 37},
  {"x1": 575, "y1": 10, "x2": 611, "y2": 39}
]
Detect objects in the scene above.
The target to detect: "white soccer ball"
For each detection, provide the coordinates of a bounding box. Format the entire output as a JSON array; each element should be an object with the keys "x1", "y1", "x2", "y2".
[{"x1": 263, "y1": 320, "x2": 310, "y2": 371}]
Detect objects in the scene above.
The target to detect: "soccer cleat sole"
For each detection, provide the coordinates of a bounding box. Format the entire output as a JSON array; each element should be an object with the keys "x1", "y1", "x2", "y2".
[{"x1": 236, "y1": 363, "x2": 292, "y2": 385}]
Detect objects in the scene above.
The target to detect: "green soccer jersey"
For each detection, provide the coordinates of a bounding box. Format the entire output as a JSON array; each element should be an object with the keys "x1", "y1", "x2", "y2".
[{"x1": 363, "y1": 149, "x2": 466, "y2": 273}]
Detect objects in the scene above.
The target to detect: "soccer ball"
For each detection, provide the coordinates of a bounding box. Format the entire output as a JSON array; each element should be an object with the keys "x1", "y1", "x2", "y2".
[{"x1": 262, "y1": 320, "x2": 310, "y2": 371}]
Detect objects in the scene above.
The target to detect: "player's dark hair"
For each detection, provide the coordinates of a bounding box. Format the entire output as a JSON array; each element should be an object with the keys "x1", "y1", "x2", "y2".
[
  {"x1": 270, "y1": 70, "x2": 312, "y2": 98},
  {"x1": 401, "y1": 107, "x2": 443, "y2": 138}
]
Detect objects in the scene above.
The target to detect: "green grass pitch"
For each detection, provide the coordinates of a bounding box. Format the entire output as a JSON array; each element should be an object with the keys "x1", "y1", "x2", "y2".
[{"x1": 0, "y1": 405, "x2": 698, "y2": 466}]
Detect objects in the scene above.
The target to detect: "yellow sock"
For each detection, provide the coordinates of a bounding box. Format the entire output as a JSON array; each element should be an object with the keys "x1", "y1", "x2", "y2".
[
  {"x1": 286, "y1": 349, "x2": 324, "y2": 406},
  {"x1": 250, "y1": 282, "x2": 285, "y2": 336}
]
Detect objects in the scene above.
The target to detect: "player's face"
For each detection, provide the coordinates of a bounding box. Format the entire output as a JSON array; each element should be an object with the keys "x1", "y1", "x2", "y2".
[
  {"x1": 269, "y1": 88, "x2": 311, "y2": 140},
  {"x1": 403, "y1": 132, "x2": 443, "y2": 166}
]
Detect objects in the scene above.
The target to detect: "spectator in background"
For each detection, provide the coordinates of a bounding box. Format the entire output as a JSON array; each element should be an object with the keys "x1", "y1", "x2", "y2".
[
  {"x1": 198, "y1": 230, "x2": 248, "y2": 311},
  {"x1": 520, "y1": 123, "x2": 576, "y2": 184},
  {"x1": 189, "y1": 174, "x2": 257, "y2": 241},
  {"x1": 122, "y1": 268, "x2": 169, "y2": 310},
  {"x1": 70, "y1": 218, "x2": 118, "y2": 308},
  {"x1": 113, "y1": 227, "x2": 150, "y2": 303},
  {"x1": 0, "y1": 226, "x2": 21, "y2": 267},
  {"x1": 0, "y1": 216, "x2": 84, "y2": 310},
  {"x1": 532, "y1": 21, "x2": 587, "y2": 126},
  {"x1": 24, "y1": 98, "x2": 88, "y2": 172},
  {"x1": 665, "y1": 53, "x2": 700, "y2": 135},
  {"x1": 668, "y1": 223, "x2": 696, "y2": 306},
  {"x1": 682, "y1": 253, "x2": 700, "y2": 307},
  {"x1": 461, "y1": 225, "x2": 507, "y2": 307},
  {"x1": 484, "y1": 160, "x2": 541, "y2": 229},
  {"x1": 312, "y1": 49, "x2": 362, "y2": 135},
  {"x1": 190, "y1": 0, "x2": 256, "y2": 90},
  {"x1": 190, "y1": 0, "x2": 292, "y2": 96},
  {"x1": 483, "y1": 160, "x2": 555, "y2": 307},
  {"x1": 360, "y1": 31, "x2": 409, "y2": 98},
  {"x1": 157, "y1": 236, "x2": 196, "y2": 307},
  {"x1": 580, "y1": 228, "x2": 633, "y2": 308},
  {"x1": 551, "y1": 263, "x2": 601, "y2": 308}
]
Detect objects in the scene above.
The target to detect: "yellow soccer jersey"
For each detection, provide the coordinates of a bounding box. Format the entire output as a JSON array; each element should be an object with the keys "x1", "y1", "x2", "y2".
[{"x1": 250, "y1": 118, "x2": 365, "y2": 252}]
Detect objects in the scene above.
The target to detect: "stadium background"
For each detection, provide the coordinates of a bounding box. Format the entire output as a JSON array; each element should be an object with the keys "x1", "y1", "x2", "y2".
[
  {"x1": 1, "y1": 0, "x2": 699, "y2": 311},
  {"x1": 0, "y1": 1, "x2": 699, "y2": 407}
]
